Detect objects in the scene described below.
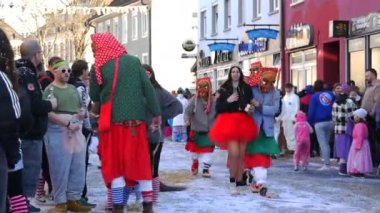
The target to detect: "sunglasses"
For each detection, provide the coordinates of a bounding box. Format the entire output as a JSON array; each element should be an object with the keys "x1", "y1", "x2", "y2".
[{"x1": 59, "y1": 69, "x2": 72, "y2": 74}]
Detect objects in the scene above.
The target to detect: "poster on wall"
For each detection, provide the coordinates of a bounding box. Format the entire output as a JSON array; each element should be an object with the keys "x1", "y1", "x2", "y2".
[{"x1": 286, "y1": 24, "x2": 313, "y2": 50}]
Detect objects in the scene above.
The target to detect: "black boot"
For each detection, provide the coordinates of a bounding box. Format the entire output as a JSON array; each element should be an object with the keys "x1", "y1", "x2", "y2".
[
  {"x1": 142, "y1": 202, "x2": 153, "y2": 213},
  {"x1": 160, "y1": 181, "x2": 186, "y2": 192}
]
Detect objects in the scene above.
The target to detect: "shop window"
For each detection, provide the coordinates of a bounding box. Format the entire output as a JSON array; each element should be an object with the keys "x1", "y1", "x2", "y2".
[
  {"x1": 350, "y1": 51, "x2": 365, "y2": 90},
  {"x1": 290, "y1": 49, "x2": 317, "y2": 90},
  {"x1": 141, "y1": 11, "x2": 148, "y2": 38},
  {"x1": 122, "y1": 14, "x2": 128, "y2": 44},
  {"x1": 212, "y1": 4, "x2": 218, "y2": 35},
  {"x1": 371, "y1": 48, "x2": 380, "y2": 78},
  {"x1": 112, "y1": 17, "x2": 119, "y2": 41},
  {"x1": 132, "y1": 14, "x2": 138, "y2": 40},
  {"x1": 273, "y1": 53, "x2": 280, "y2": 66}
]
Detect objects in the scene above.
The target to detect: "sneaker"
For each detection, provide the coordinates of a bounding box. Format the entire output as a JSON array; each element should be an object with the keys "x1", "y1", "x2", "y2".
[
  {"x1": 67, "y1": 200, "x2": 92, "y2": 212},
  {"x1": 294, "y1": 165, "x2": 299, "y2": 171},
  {"x1": 202, "y1": 169, "x2": 211, "y2": 178},
  {"x1": 229, "y1": 183, "x2": 239, "y2": 195},
  {"x1": 303, "y1": 166, "x2": 308, "y2": 171},
  {"x1": 250, "y1": 183, "x2": 261, "y2": 193},
  {"x1": 79, "y1": 197, "x2": 96, "y2": 208},
  {"x1": 317, "y1": 165, "x2": 331, "y2": 171},
  {"x1": 34, "y1": 196, "x2": 46, "y2": 204},
  {"x1": 338, "y1": 163, "x2": 348, "y2": 176}
]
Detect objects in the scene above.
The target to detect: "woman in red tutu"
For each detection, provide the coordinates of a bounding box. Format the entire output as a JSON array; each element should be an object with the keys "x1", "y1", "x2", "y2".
[{"x1": 209, "y1": 66, "x2": 258, "y2": 195}]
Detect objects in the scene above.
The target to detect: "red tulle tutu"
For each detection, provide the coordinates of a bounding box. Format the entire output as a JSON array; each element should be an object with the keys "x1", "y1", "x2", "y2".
[
  {"x1": 98, "y1": 123, "x2": 152, "y2": 188},
  {"x1": 209, "y1": 112, "x2": 258, "y2": 147}
]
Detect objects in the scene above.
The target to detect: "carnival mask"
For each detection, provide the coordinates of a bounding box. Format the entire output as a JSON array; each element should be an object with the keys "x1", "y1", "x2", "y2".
[
  {"x1": 197, "y1": 78, "x2": 211, "y2": 99},
  {"x1": 259, "y1": 68, "x2": 278, "y2": 93}
]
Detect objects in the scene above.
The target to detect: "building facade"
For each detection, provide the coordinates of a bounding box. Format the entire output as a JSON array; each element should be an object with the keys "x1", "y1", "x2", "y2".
[
  {"x1": 92, "y1": 0, "x2": 150, "y2": 64},
  {"x1": 283, "y1": 0, "x2": 380, "y2": 91},
  {"x1": 197, "y1": 0, "x2": 281, "y2": 91}
]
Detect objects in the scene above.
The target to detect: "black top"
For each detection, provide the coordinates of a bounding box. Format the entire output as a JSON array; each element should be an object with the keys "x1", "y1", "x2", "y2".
[
  {"x1": 216, "y1": 82, "x2": 253, "y2": 114},
  {"x1": 16, "y1": 59, "x2": 53, "y2": 140}
]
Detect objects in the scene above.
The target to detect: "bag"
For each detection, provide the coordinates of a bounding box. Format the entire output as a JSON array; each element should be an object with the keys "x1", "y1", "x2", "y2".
[{"x1": 98, "y1": 58, "x2": 120, "y2": 132}]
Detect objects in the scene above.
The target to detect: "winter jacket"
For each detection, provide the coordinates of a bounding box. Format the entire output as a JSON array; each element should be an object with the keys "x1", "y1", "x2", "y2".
[
  {"x1": 0, "y1": 71, "x2": 21, "y2": 168},
  {"x1": 279, "y1": 91, "x2": 299, "y2": 122},
  {"x1": 307, "y1": 90, "x2": 335, "y2": 125},
  {"x1": 16, "y1": 59, "x2": 53, "y2": 140},
  {"x1": 146, "y1": 88, "x2": 183, "y2": 143},
  {"x1": 294, "y1": 111, "x2": 313, "y2": 142},
  {"x1": 216, "y1": 82, "x2": 253, "y2": 114},
  {"x1": 251, "y1": 86, "x2": 281, "y2": 137},
  {"x1": 184, "y1": 97, "x2": 216, "y2": 132}
]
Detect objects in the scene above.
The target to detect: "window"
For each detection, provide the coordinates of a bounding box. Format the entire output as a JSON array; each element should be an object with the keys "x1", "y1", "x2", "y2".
[
  {"x1": 224, "y1": 0, "x2": 231, "y2": 30},
  {"x1": 142, "y1": 53, "x2": 149, "y2": 64},
  {"x1": 290, "y1": 49, "x2": 317, "y2": 91},
  {"x1": 141, "y1": 11, "x2": 148, "y2": 38},
  {"x1": 269, "y1": 0, "x2": 279, "y2": 13},
  {"x1": 112, "y1": 17, "x2": 119, "y2": 41},
  {"x1": 238, "y1": 0, "x2": 244, "y2": 25},
  {"x1": 290, "y1": 0, "x2": 304, "y2": 6},
  {"x1": 132, "y1": 14, "x2": 138, "y2": 40},
  {"x1": 370, "y1": 34, "x2": 380, "y2": 79},
  {"x1": 97, "y1": 22, "x2": 103, "y2": 33},
  {"x1": 105, "y1": 20, "x2": 111, "y2": 32},
  {"x1": 212, "y1": 4, "x2": 218, "y2": 35},
  {"x1": 349, "y1": 38, "x2": 365, "y2": 90},
  {"x1": 252, "y1": 0, "x2": 261, "y2": 20},
  {"x1": 200, "y1": 10, "x2": 207, "y2": 38},
  {"x1": 122, "y1": 14, "x2": 128, "y2": 43}
]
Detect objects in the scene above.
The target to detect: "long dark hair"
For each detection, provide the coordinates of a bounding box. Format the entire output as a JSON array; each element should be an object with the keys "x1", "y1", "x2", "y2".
[
  {"x1": 142, "y1": 64, "x2": 163, "y2": 89},
  {"x1": 0, "y1": 28, "x2": 17, "y2": 92},
  {"x1": 221, "y1": 65, "x2": 245, "y2": 89}
]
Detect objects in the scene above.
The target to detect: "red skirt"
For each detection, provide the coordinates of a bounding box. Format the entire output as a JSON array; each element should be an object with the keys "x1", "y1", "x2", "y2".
[
  {"x1": 98, "y1": 123, "x2": 152, "y2": 188},
  {"x1": 209, "y1": 112, "x2": 258, "y2": 147},
  {"x1": 244, "y1": 154, "x2": 271, "y2": 169}
]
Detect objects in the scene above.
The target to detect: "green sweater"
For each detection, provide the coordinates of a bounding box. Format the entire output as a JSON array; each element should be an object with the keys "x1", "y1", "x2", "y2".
[{"x1": 90, "y1": 54, "x2": 161, "y2": 123}]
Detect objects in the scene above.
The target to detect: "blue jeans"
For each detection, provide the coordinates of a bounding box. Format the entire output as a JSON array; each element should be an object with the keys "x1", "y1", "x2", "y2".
[
  {"x1": 314, "y1": 121, "x2": 334, "y2": 165},
  {"x1": 0, "y1": 147, "x2": 7, "y2": 213},
  {"x1": 21, "y1": 139, "x2": 43, "y2": 197}
]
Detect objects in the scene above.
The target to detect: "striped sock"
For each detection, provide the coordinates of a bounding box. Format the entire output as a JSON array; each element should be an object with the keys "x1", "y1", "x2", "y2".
[
  {"x1": 111, "y1": 187, "x2": 124, "y2": 205},
  {"x1": 35, "y1": 176, "x2": 46, "y2": 197},
  {"x1": 152, "y1": 177, "x2": 160, "y2": 204},
  {"x1": 203, "y1": 163, "x2": 211, "y2": 170},
  {"x1": 141, "y1": 191, "x2": 153, "y2": 203},
  {"x1": 124, "y1": 186, "x2": 132, "y2": 205},
  {"x1": 9, "y1": 195, "x2": 28, "y2": 213},
  {"x1": 106, "y1": 188, "x2": 112, "y2": 209}
]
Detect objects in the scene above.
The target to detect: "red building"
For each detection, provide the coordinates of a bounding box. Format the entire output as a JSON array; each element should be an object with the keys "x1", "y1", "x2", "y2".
[{"x1": 282, "y1": 0, "x2": 380, "y2": 91}]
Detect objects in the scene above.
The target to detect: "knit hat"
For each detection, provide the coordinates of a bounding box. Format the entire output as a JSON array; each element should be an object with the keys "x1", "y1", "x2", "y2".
[
  {"x1": 91, "y1": 32, "x2": 127, "y2": 85},
  {"x1": 341, "y1": 83, "x2": 351, "y2": 95},
  {"x1": 353, "y1": 108, "x2": 367, "y2": 120}
]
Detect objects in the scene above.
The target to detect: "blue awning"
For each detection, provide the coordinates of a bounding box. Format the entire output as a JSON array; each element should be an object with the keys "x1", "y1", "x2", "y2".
[
  {"x1": 207, "y1": 42, "x2": 236, "y2": 52},
  {"x1": 246, "y1": 29, "x2": 279, "y2": 40}
]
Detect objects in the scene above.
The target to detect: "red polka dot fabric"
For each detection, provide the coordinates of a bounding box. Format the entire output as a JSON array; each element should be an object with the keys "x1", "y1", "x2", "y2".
[{"x1": 91, "y1": 32, "x2": 127, "y2": 85}]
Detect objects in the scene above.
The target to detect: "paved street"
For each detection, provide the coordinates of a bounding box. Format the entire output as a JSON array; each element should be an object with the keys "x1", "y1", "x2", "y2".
[{"x1": 37, "y1": 140, "x2": 380, "y2": 213}]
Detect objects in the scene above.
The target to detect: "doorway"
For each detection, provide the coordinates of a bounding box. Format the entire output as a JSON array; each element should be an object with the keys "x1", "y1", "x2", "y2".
[{"x1": 323, "y1": 41, "x2": 340, "y2": 84}]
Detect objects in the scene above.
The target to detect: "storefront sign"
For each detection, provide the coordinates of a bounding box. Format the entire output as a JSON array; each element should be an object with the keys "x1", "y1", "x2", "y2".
[
  {"x1": 246, "y1": 29, "x2": 279, "y2": 40},
  {"x1": 238, "y1": 39, "x2": 268, "y2": 56},
  {"x1": 351, "y1": 13, "x2": 380, "y2": 36},
  {"x1": 286, "y1": 24, "x2": 313, "y2": 50},
  {"x1": 329, "y1": 20, "x2": 349, "y2": 38},
  {"x1": 214, "y1": 51, "x2": 233, "y2": 64},
  {"x1": 208, "y1": 42, "x2": 235, "y2": 52}
]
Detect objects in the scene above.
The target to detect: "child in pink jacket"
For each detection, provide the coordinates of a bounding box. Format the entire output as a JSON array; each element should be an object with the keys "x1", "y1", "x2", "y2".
[{"x1": 294, "y1": 111, "x2": 313, "y2": 171}]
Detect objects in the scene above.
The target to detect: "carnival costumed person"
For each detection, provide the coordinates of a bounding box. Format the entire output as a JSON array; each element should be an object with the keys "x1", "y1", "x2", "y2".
[
  {"x1": 184, "y1": 77, "x2": 216, "y2": 178},
  {"x1": 89, "y1": 33, "x2": 161, "y2": 213},
  {"x1": 209, "y1": 66, "x2": 258, "y2": 195},
  {"x1": 245, "y1": 67, "x2": 281, "y2": 197}
]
